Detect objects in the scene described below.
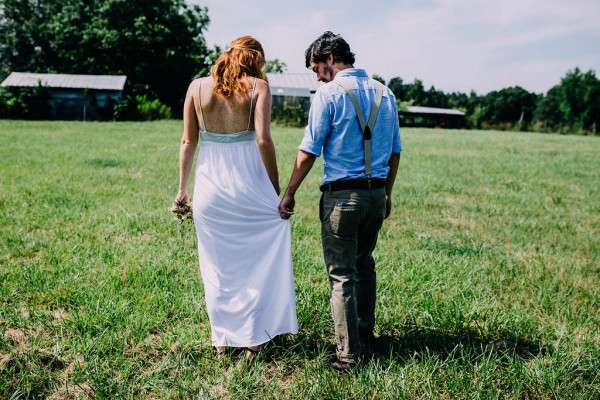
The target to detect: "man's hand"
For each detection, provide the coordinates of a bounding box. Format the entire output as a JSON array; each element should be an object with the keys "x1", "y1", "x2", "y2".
[
  {"x1": 385, "y1": 195, "x2": 392, "y2": 219},
  {"x1": 278, "y1": 150, "x2": 317, "y2": 220},
  {"x1": 278, "y1": 193, "x2": 295, "y2": 220}
]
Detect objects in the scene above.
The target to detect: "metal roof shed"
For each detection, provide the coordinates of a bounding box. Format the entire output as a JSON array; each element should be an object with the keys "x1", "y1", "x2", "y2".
[
  {"x1": 266, "y1": 73, "x2": 322, "y2": 98},
  {"x1": 400, "y1": 106, "x2": 466, "y2": 128},
  {"x1": 1, "y1": 72, "x2": 127, "y2": 120}
]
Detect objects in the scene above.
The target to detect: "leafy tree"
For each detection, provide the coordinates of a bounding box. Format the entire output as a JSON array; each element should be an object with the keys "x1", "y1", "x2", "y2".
[
  {"x1": 0, "y1": 0, "x2": 212, "y2": 113},
  {"x1": 372, "y1": 74, "x2": 385, "y2": 84},
  {"x1": 481, "y1": 86, "x2": 538, "y2": 125},
  {"x1": 404, "y1": 79, "x2": 426, "y2": 105},
  {"x1": 558, "y1": 68, "x2": 600, "y2": 131},
  {"x1": 534, "y1": 86, "x2": 563, "y2": 130},
  {"x1": 423, "y1": 86, "x2": 449, "y2": 108},
  {"x1": 533, "y1": 68, "x2": 600, "y2": 133},
  {"x1": 447, "y1": 92, "x2": 470, "y2": 113},
  {"x1": 387, "y1": 76, "x2": 405, "y2": 100},
  {"x1": 265, "y1": 59, "x2": 287, "y2": 74}
]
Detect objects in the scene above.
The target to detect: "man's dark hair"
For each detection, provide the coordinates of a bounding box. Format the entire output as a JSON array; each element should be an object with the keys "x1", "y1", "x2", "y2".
[{"x1": 305, "y1": 31, "x2": 356, "y2": 68}]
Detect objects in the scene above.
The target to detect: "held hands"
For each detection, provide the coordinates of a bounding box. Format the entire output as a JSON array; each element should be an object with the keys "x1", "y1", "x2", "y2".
[{"x1": 278, "y1": 193, "x2": 295, "y2": 220}]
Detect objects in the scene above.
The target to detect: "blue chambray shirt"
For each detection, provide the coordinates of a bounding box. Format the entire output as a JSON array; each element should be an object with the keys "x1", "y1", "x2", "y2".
[{"x1": 299, "y1": 68, "x2": 402, "y2": 184}]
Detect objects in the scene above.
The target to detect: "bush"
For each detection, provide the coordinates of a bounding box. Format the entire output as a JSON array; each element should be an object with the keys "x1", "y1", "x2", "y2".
[
  {"x1": 114, "y1": 94, "x2": 172, "y2": 121},
  {"x1": 272, "y1": 100, "x2": 309, "y2": 127},
  {"x1": 0, "y1": 85, "x2": 51, "y2": 119}
]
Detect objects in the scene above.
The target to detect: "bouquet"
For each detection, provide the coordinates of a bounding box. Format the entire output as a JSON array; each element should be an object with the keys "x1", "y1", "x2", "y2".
[{"x1": 170, "y1": 198, "x2": 193, "y2": 223}]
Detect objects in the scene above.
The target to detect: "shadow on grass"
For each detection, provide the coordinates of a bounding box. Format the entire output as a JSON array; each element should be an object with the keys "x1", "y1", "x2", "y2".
[
  {"x1": 267, "y1": 324, "x2": 550, "y2": 365},
  {"x1": 369, "y1": 325, "x2": 550, "y2": 362}
]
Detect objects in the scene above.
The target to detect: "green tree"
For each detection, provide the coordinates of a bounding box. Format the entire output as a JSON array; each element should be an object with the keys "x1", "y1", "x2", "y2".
[
  {"x1": 423, "y1": 86, "x2": 449, "y2": 108},
  {"x1": 0, "y1": 0, "x2": 212, "y2": 113},
  {"x1": 387, "y1": 76, "x2": 405, "y2": 100},
  {"x1": 265, "y1": 59, "x2": 287, "y2": 73},
  {"x1": 534, "y1": 86, "x2": 563, "y2": 131},
  {"x1": 481, "y1": 86, "x2": 538, "y2": 126},
  {"x1": 447, "y1": 92, "x2": 470, "y2": 113},
  {"x1": 558, "y1": 68, "x2": 600, "y2": 131},
  {"x1": 404, "y1": 79, "x2": 426, "y2": 105},
  {"x1": 534, "y1": 68, "x2": 600, "y2": 133},
  {"x1": 372, "y1": 74, "x2": 385, "y2": 84}
]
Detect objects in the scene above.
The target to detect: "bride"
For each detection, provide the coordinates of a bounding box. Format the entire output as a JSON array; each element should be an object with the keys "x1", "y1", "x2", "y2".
[{"x1": 174, "y1": 36, "x2": 298, "y2": 360}]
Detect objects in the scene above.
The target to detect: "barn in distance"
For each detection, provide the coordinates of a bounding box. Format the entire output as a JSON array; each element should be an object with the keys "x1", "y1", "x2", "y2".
[{"x1": 1, "y1": 72, "x2": 126, "y2": 120}]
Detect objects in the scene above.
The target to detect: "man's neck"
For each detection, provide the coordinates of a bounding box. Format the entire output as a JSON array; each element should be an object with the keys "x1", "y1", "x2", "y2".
[{"x1": 332, "y1": 63, "x2": 354, "y2": 79}]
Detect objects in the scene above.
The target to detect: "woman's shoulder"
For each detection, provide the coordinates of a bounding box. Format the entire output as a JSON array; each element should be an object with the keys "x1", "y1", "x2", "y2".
[
  {"x1": 254, "y1": 77, "x2": 270, "y2": 93},
  {"x1": 190, "y1": 76, "x2": 214, "y2": 87}
]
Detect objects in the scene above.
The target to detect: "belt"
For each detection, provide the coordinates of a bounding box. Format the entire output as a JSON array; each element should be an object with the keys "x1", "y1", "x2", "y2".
[{"x1": 320, "y1": 178, "x2": 386, "y2": 192}]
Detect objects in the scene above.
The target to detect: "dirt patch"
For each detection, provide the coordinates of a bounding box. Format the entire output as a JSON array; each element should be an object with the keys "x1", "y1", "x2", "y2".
[
  {"x1": 52, "y1": 308, "x2": 68, "y2": 320},
  {"x1": 0, "y1": 353, "x2": 13, "y2": 371},
  {"x1": 4, "y1": 328, "x2": 28, "y2": 347},
  {"x1": 48, "y1": 381, "x2": 96, "y2": 400}
]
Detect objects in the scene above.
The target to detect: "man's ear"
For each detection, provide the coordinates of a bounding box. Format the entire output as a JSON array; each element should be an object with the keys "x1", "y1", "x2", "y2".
[{"x1": 327, "y1": 53, "x2": 334, "y2": 63}]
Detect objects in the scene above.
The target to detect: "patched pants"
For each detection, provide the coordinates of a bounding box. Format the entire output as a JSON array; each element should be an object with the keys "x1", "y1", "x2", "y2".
[{"x1": 320, "y1": 187, "x2": 386, "y2": 362}]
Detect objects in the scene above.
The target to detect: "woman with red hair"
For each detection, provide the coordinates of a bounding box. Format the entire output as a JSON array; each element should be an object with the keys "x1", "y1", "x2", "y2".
[{"x1": 175, "y1": 36, "x2": 297, "y2": 360}]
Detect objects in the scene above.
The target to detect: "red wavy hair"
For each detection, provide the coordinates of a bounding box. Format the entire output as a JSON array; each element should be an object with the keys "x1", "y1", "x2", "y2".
[{"x1": 210, "y1": 36, "x2": 266, "y2": 97}]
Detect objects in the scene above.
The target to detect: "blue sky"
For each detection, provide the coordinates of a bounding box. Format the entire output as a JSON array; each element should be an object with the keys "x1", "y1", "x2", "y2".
[{"x1": 190, "y1": 0, "x2": 600, "y2": 95}]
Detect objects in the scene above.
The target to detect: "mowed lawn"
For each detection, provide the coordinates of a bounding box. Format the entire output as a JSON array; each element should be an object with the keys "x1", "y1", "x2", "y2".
[{"x1": 0, "y1": 120, "x2": 598, "y2": 399}]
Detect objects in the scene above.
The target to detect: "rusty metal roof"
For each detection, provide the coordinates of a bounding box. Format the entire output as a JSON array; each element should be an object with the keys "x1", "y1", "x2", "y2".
[{"x1": 0, "y1": 72, "x2": 127, "y2": 90}]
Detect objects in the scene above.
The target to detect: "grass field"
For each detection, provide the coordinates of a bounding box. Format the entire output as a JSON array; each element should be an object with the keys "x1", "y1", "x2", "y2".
[{"x1": 1, "y1": 120, "x2": 598, "y2": 399}]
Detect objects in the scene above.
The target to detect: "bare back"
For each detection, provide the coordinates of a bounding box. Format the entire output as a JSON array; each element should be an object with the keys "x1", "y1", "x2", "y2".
[
  {"x1": 179, "y1": 73, "x2": 277, "y2": 194},
  {"x1": 193, "y1": 77, "x2": 259, "y2": 134}
]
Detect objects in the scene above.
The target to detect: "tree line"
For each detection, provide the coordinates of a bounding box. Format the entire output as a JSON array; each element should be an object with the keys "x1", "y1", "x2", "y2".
[
  {"x1": 373, "y1": 68, "x2": 600, "y2": 134},
  {"x1": 1, "y1": 0, "x2": 598, "y2": 133},
  {"x1": 0, "y1": 0, "x2": 214, "y2": 119}
]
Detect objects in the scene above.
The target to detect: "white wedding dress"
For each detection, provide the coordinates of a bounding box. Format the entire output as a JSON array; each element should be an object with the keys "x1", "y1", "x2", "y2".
[{"x1": 192, "y1": 78, "x2": 298, "y2": 347}]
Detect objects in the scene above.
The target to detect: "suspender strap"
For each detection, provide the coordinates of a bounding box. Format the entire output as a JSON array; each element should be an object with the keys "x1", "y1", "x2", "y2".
[{"x1": 334, "y1": 79, "x2": 383, "y2": 177}]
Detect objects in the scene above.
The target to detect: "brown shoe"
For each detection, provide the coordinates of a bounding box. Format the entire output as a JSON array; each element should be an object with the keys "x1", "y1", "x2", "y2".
[{"x1": 331, "y1": 358, "x2": 357, "y2": 373}]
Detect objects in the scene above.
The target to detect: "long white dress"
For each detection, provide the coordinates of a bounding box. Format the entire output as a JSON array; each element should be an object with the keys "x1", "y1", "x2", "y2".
[{"x1": 192, "y1": 80, "x2": 298, "y2": 347}]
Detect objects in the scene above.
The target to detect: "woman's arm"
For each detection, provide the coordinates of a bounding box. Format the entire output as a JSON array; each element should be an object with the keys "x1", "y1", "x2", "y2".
[
  {"x1": 254, "y1": 80, "x2": 280, "y2": 195},
  {"x1": 176, "y1": 82, "x2": 200, "y2": 202}
]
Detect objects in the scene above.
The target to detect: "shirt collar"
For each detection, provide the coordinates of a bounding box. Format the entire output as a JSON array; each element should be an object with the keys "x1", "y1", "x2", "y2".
[{"x1": 335, "y1": 68, "x2": 368, "y2": 79}]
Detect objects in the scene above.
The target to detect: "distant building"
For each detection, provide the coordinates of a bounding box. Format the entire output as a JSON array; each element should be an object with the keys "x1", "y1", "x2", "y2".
[
  {"x1": 266, "y1": 72, "x2": 322, "y2": 99},
  {"x1": 266, "y1": 73, "x2": 322, "y2": 123},
  {"x1": 265, "y1": 73, "x2": 467, "y2": 129},
  {"x1": 400, "y1": 106, "x2": 466, "y2": 129},
  {"x1": 1, "y1": 72, "x2": 126, "y2": 120}
]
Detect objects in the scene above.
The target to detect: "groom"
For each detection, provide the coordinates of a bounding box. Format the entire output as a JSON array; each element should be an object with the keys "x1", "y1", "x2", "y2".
[{"x1": 279, "y1": 31, "x2": 401, "y2": 372}]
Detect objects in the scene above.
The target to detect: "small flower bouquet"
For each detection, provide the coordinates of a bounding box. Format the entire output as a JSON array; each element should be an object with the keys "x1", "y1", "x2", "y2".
[{"x1": 170, "y1": 198, "x2": 193, "y2": 223}]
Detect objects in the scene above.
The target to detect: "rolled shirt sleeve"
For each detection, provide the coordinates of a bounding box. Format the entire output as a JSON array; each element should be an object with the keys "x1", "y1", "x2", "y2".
[
  {"x1": 299, "y1": 89, "x2": 330, "y2": 157},
  {"x1": 390, "y1": 95, "x2": 402, "y2": 154}
]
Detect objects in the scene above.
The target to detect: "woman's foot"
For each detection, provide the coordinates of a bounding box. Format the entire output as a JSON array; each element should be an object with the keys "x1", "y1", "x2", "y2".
[
  {"x1": 244, "y1": 345, "x2": 262, "y2": 361},
  {"x1": 214, "y1": 346, "x2": 227, "y2": 359}
]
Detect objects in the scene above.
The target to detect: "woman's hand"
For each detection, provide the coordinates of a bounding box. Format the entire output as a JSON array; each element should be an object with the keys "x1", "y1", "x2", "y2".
[{"x1": 176, "y1": 191, "x2": 189, "y2": 204}]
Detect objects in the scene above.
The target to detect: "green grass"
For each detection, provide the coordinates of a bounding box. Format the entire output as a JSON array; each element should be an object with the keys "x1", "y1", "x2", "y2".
[{"x1": 1, "y1": 120, "x2": 598, "y2": 399}]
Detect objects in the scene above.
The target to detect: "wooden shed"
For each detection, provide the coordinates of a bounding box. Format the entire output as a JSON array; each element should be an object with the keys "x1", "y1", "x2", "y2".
[{"x1": 1, "y1": 72, "x2": 126, "y2": 120}]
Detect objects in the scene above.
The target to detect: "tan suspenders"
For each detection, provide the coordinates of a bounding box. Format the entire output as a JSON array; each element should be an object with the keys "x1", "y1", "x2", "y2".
[{"x1": 333, "y1": 79, "x2": 384, "y2": 177}]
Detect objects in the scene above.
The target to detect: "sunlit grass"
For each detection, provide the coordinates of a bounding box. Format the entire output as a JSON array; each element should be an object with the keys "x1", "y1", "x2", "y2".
[{"x1": 1, "y1": 120, "x2": 598, "y2": 398}]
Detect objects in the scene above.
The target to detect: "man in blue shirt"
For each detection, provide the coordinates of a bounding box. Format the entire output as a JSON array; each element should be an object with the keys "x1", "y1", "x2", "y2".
[{"x1": 279, "y1": 31, "x2": 401, "y2": 372}]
